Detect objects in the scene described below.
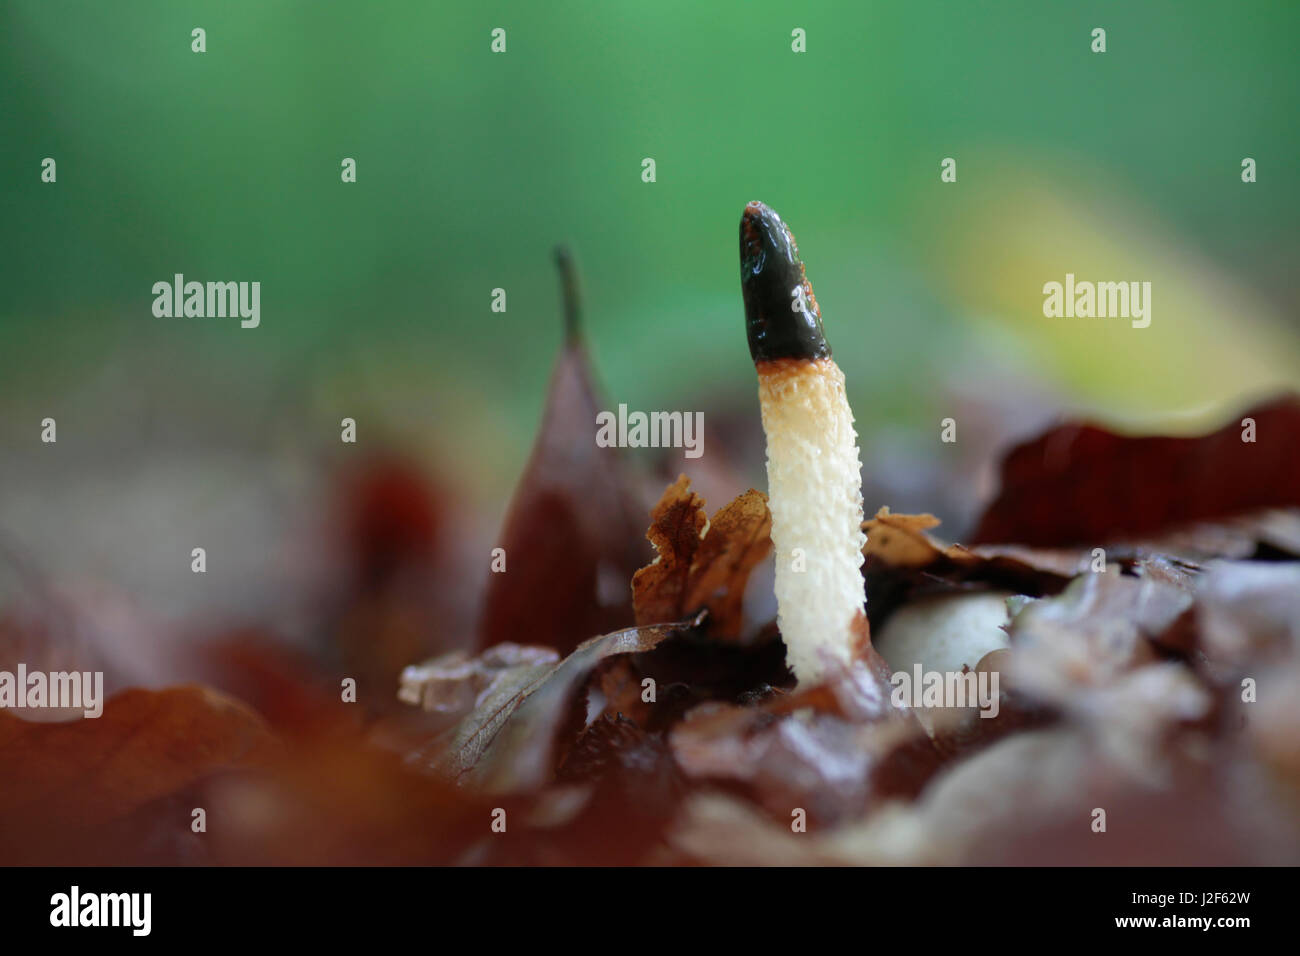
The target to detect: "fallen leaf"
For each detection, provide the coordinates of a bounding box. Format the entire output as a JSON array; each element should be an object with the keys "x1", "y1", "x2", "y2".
[
  {"x1": 670, "y1": 697, "x2": 940, "y2": 827},
  {"x1": 683, "y1": 488, "x2": 773, "y2": 638},
  {"x1": 861, "y1": 507, "x2": 1075, "y2": 633},
  {"x1": 0, "y1": 685, "x2": 273, "y2": 863},
  {"x1": 632, "y1": 475, "x2": 773, "y2": 639},
  {"x1": 631, "y1": 475, "x2": 707, "y2": 626},
  {"x1": 201, "y1": 724, "x2": 479, "y2": 866},
  {"x1": 971, "y1": 395, "x2": 1300, "y2": 547},
  {"x1": 864, "y1": 507, "x2": 1088, "y2": 583},
  {"x1": 478, "y1": 250, "x2": 648, "y2": 656},
  {"x1": 339, "y1": 454, "x2": 442, "y2": 592},
  {"x1": 415, "y1": 614, "x2": 703, "y2": 793},
  {"x1": 1194, "y1": 560, "x2": 1300, "y2": 666},
  {"x1": 398, "y1": 642, "x2": 560, "y2": 715},
  {"x1": 193, "y1": 629, "x2": 361, "y2": 737},
  {"x1": 1007, "y1": 570, "x2": 1194, "y2": 708}
]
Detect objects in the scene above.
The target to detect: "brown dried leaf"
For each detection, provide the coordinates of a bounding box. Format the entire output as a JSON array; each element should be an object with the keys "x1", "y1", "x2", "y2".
[
  {"x1": 398, "y1": 643, "x2": 560, "y2": 779},
  {"x1": 202, "y1": 723, "x2": 479, "y2": 866},
  {"x1": 684, "y1": 489, "x2": 772, "y2": 636},
  {"x1": 1194, "y1": 560, "x2": 1300, "y2": 666},
  {"x1": 478, "y1": 321, "x2": 648, "y2": 656},
  {"x1": 193, "y1": 629, "x2": 362, "y2": 738},
  {"x1": 864, "y1": 507, "x2": 1083, "y2": 580},
  {"x1": 1007, "y1": 571, "x2": 1195, "y2": 708},
  {"x1": 669, "y1": 681, "x2": 940, "y2": 826},
  {"x1": 972, "y1": 395, "x2": 1300, "y2": 548},
  {"x1": 631, "y1": 475, "x2": 707, "y2": 626},
  {"x1": 864, "y1": 510, "x2": 961, "y2": 567},
  {"x1": 632, "y1": 475, "x2": 772, "y2": 640},
  {"x1": 413, "y1": 614, "x2": 703, "y2": 794},
  {"x1": 0, "y1": 685, "x2": 273, "y2": 861},
  {"x1": 862, "y1": 507, "x2": 1076, "y2": 632}
]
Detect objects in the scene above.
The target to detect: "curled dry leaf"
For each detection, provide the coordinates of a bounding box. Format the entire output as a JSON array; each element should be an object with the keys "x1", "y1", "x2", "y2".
[
  {"x1": 193, "y1": 629, "x2": 364, "y2": 738},
  {"x1": 670, "y1": 700, "x2": 940, "y2": 827},
  {"x1": 406, "y1": 614, "x2": 704, "y2": 794},
  {"x1": 864, "y1": 507, "x2": 1085, "y2": 583},
  {"x1": 1007, "y1": 570, "x2": 1194, "y2": 706},
  {"x1": 397, "y1": 642, "x2": 560, "y2": 780},
  {"x1": 0, "y1": 686, "x2": 273, "y2": 862},
  {"x1": 339, "y1": 454, "x2": 443, "y2": 593},
  {"x1": 862, "y1": 506, "x2": 1237, "y2": 637},
  {"x1": 861, "y1": 507, "x2": 1075, "y2": 632},
  {"x1": 1131, "y1": 509, "x2": 1300, "y2": 561},
  {"x1": 632, "y1": 475, "x2": 772, "y2": 641},
  {"x1": 631, "y1": 475, "x2": 706, "y2": 626},
  {"x1": 398, "y1": 642, "x2": 560, "y2": 715},
  {"x1": 1193, "y1": 560, "x2": 1300, "y2": 666},
  {"x1": 201, "y1": 723, "x2": 479, "y2": 866},
  {"x1": 478, "y1": 252, "x2": 648, "y2": 657},
  {"x1": 665, "y1": 643, "x2": 941, "y2": 828},
  {"x1": 669, "y1": 717, "x2": 1297, "y2": 867},
  {"x1": 971, "y1": 395, "x2": 1300, "y2": 548}
]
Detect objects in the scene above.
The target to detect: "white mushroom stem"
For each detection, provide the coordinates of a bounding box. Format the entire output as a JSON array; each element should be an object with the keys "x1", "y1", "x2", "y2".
[
  {"x1": 758, "y1": 358, "x2": 867, "y2": 682},
  {"x1": 741, "y1": 201, "x2": 866, "y2": 684}
]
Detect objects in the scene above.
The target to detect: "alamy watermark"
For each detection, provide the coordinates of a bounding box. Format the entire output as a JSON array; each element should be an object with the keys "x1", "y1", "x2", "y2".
[
  {"x1": 890, "y1": 664, "x2": 1000, "y2": 719},
  {"x1": 50, "y1": 886, "x2": 151, "y2": 936},
  {"x1": 0, "y1": 664, "x2": 104, "y2": 718},
  {"x1": 595, "y1": 404, "x2": 704, "y2": 459},
  {"x1": 1043, "y1": 273, "x2": 1151, "y2": 329},
  {"x1": 152, "y1": 274, "x2": 260, "y2": 328}
]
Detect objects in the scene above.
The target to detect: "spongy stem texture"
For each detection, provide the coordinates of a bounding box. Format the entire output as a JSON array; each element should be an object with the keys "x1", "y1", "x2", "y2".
[{"x1": 757, "y1": 357, "x2": 866, "y2": 684}]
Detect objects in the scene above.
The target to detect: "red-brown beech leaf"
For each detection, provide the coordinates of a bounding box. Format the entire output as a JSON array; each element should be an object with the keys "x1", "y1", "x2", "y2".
[
  {"x1": 632, "y1": 475, "x2": 706, "y2": 626},
  {"x1": 861, "y1": 507, "x2": 1076, "y2": 633},
  {"x1": 669, "y1": 659, "x2": 942, "y2": 826},
  {"x1": 478, "y1": 251, "x2": 648, "y2": 656},
  {"x1": 338, "y1": 454, "x2": 443, "y2": 592},
  {"x1": 202, "y1": 719, "x2": 479, "y2": 866},
  {"x1": 0, "y1": 686, "x2": 273, "y2": 862},
  {"x1": 192, "y1": 629, "x2": 366, "y2": 738},
  {"x1": 971, "y1": 395, "x2": 1300, "y2": 547},
  {"x1": 412, "y1": 614, "x2": 703, "y2": 794},
  {"x1": 863, "y1": 507, "x2": 1088, "y2": 582},
  {"x1": 632, "y1": 475, "x2": 772, "y2": 640}
]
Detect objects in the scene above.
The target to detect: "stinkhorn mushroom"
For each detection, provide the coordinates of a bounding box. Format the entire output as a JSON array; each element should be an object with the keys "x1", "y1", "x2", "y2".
[{"x1": 741, "y1": 200, "x2": 867, "y2": 685}]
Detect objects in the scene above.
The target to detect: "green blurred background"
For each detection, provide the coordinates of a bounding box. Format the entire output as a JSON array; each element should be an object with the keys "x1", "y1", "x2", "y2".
[{"x1": 2, "y1": 1, "x2": 1299, "y2": 620}]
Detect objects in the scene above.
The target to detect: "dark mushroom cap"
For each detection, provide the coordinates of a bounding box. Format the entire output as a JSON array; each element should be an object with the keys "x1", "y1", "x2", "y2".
[{"x1": 740, "y1": 201, "x2": 830, "y2": 363}]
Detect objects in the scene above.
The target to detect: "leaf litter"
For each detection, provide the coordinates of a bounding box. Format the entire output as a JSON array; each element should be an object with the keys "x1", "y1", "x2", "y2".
[{"x1": 4, "y1": 285, "x2": 1300, "y2": 865}]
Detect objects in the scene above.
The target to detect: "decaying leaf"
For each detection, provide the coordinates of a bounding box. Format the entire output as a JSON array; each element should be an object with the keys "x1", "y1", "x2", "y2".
[
  {"x1": 0, "y1": 685, "x2": 271, "y2": 823},
  {"x1": 555, "y1": 713, "x2": 685, "y2": 825},
  {"x1": 971, "y1": 395, "x2": 1300, "y2": 547},
  {"x1": 1193, "y1": 560, "x2": 1300, "y2": 666},
  {"x1": 1007, "y1": 570, "x2": 1194, "y2": 706},
  {"x1": 199, "y1": 722, "x2": 480, "y2": 866},
  {"x1": 192, "y1": 628, "x2": 375, "y2": 742},
  {"x1": 1131, "y1": 509, "x2": 1300, "y2": 561},
  {"x1": 670, "y1": 699, "x2": 940, "y2": 827},
  {"x1": 632, "y1": 475, "x2": 772, "y2": 640},
  {"x1": 339, "y1": 454, "x2": 443, "y2": 592},
  {"x1": 398, "y1": 642, "x2": 559, "y2": 715},
  {"x1": 861, "y1": 507, "x2": 1075, "y2": 632},
  {"x1": 631, "y1": 475, "x2": 707, "y2": 625},
  {"x1": 0, "y1": 686, "x2": 273, "y2": 862},
  {"x1": 412, "y1": 614, "x2": 704, "y2": 793},
  {"x1": 668, "y1": 716, "x2": 1297, "y2": 867},
  {"x1": 397, "y1": 642, "x2": 560, "y2": 779},
  {"x1": 478, "y1": 251, "x2": 649, "y2": 656}
]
